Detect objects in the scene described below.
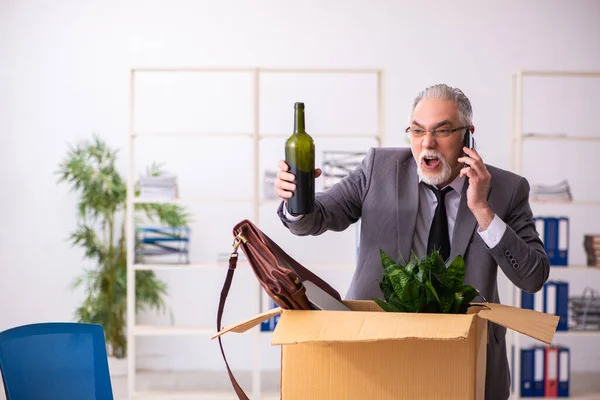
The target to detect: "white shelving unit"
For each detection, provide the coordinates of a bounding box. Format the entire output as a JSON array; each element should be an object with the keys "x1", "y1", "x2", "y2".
[
  {"x1": 125, "y1": 67, "x2": 384, "y2": 399},
  {"x1": 509, "y1": 70, "x2": 600, "y2": 399}
]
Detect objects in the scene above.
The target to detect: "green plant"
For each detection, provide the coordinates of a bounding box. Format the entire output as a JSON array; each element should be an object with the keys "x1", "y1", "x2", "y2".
[
  {"x1": 57, "y1": 135, "x2": 190, "y2": 358},
  {"x1": 373, "y1": 249, "x2": 480, "y2": 314}
]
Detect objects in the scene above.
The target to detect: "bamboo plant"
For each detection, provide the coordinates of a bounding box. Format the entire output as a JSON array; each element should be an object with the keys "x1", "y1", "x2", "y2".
[{"x1": 56, "y1": 135, "x2": 190, "y2": 358}]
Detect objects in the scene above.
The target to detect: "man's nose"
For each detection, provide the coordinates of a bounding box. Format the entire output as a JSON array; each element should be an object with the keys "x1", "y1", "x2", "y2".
[{"x1": 421, "y1": 132, "x2": 437, "y2": 148}]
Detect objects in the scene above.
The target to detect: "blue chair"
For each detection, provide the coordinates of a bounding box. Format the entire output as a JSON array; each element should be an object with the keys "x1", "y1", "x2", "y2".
[{"x1": 0, "y1": 322, "x2": 114, "y2": 400}]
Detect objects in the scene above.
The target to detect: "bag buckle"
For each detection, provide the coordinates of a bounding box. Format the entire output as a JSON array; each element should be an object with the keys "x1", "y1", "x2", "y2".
[{"x1": 231, "y1": 232, "x2": 247, "y2": 256}]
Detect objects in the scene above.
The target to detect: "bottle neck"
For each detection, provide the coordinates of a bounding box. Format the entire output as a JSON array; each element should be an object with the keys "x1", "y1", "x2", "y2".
[{"x1": 294, "y1": 108, "x2": 305, "y2": 134}]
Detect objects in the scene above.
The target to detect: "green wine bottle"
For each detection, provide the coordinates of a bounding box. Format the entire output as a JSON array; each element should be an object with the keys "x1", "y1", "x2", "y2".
[{"x1": 285, "y1": 102, "x2": 315, "y2": 215}]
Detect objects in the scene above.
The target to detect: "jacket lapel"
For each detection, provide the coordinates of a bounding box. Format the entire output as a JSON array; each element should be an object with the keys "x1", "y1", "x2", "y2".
[
  {"x1": 397, "y1": 157, "x2": 419, "y2": 263},
  {"x1": 449, "y1": 175, "x2": 493, "y2": 263}
]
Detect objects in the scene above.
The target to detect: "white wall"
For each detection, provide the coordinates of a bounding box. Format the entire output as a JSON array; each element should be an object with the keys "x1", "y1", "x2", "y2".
[{"x1": 1, "y1": 0, "x2": 600, "y2": 377}]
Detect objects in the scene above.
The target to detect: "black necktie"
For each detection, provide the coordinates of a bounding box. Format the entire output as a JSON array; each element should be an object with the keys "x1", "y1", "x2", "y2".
[{"x1": 425, "y1": 184, "x2": 453, "y2": 261}]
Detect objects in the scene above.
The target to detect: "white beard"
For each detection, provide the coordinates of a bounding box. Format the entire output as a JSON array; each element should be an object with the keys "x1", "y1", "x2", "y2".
[{"x1": 417, "y1": 149, "x2": 452, "y2": 186}]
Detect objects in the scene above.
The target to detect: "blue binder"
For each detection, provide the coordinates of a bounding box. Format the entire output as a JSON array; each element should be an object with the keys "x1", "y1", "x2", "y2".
[
  {"x1": 520, "y1": 348, "x2": 535, "y2": 397},
  {"x1": 556, "y1": 282, "x2": 569, "y2": 331},
  {"x1": 557, "y1": 346, "x2": 570, "y2": 397},
  {"x1": 520, "y1": 346, "x2": 545, "y2": 397},
  {"x1": 543, "y1": 281, "x2": 569, "y2": 331},
  {"x1": 533, "y1": 347, "x2": 545, "y2": 396},
  {"x1": 521, "y1": 285, "x2": 544, "y2": 312},
  {"x1": 534, "y1": 216, "x2": 569, "y2": 266},
  {"x1": 260, "y1": 299, "x2": 280, "y2": 332}
]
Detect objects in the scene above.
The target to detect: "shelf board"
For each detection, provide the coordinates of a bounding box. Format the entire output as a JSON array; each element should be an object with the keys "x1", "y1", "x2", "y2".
[
  {"x1": 133, "y1": 197, "x2": 253, "y2": 204},
  {"x1": 133, "y1": 325, "x2": 214, "y2": 336},
  {"x1": 521, "y1": 133, "x2": 600, "y2": 141},
  {"x1": 259, "y1": 133, "x2": 378, "y2": 139},
  {"x1": 555, "y1": 330, "x2": 600, "y2": 336},
  {"x1": 549, "y1": 265, "x2": 600, "y2": 270},
  {"x1": 133, "y1": 262, "x2": 352, "y2": 271},
  {"x1": 133, "y1": 262, "x2": 247, "y2": 271},
  {"x1": 132, "y1": 390, "x2": 280, "y2": 399},
  {"x1": 131, "y1": 132, "x2": 379, "y2": 140},
  {"x1": 519, "y1": 70, "x2": 600, "y2": 77},
  {"x1": 131, "y1": 132, "x2": 254, "y2": 138},
  {"x1": 530, "y1": 200, "x2": 600, "y2": 206}
]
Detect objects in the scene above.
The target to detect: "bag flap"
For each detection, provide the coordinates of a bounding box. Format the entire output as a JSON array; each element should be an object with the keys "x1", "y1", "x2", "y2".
[
  {"x1": 271, "y1": 309, "x2": 477, "y2": 345},
  {"x1": 473, "y1": 302, "x2": 559, "y2": 345},
  {"x1": 211, "y1": 307, "x2": 282, "y2": 340}
]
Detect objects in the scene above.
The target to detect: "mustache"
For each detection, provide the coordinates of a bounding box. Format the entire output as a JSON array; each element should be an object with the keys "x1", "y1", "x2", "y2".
[{"x1": 419, "y1": 150, "x2": 446, "y2": 163}]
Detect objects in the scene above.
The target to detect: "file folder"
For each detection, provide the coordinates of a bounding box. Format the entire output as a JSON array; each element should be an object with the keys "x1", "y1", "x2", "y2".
[
  {"x1": 520, "y1": 348, "x2": 535, "y2": 397},
  {"x1": 543, "y1": 281, "x2": 569, "y2": 331},
  {"x1": 558, "y1": 346, "x2": 570, "y2": 397},
  {"x1": 521, "y1": 287, "x2": 544, "y2": 312},
  {"x1": 521, "y1": 347, "x2": 545, "y2": 397},
  {"x1": 555, "y1": 282, "x2": 569, "y2": 331},
  {"x1": 260, "y1": 298, "x2": 280, "y2": 332},
  {"x1": 535, "y1": 216, "x2": 569, "y2": 266},
  {"x1": 534, "y1": 347, "x2": 545, "y2": 396},
  {"x1": 545, "y1": 346, "x2": 558, "y2": 397}
]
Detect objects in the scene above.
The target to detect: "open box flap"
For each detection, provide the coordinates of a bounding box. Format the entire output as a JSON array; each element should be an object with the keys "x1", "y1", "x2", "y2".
[
  {"x1": 472, "y1": 302, "x2": 559, "y2": 345},
  {"x1": 211, "y1": 307, "x2": 282, "y2": 340},
  {"x1": 271, "y1": 308, "x2": 477, "y2": 345}
]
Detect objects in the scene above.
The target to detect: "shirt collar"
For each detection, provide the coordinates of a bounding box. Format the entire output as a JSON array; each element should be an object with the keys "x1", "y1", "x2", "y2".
[{"x1": 419, "y1": 174, "x2": 466, "y2": 195}]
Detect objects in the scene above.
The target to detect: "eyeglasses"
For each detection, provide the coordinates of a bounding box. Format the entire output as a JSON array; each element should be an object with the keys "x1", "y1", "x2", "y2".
[{"x1": 405, "y1": 126, "x2": 468, "y2": 138}]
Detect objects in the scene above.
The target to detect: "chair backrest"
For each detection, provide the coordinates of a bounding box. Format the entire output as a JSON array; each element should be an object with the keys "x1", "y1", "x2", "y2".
[{"x1": 0, "y1": 322, "x2": 114, "y2": 400}]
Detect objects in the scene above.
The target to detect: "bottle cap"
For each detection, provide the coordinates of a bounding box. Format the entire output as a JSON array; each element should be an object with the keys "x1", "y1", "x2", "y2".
[{"x1": 294, "y1": 102, "x2": 305, "y2": 109}]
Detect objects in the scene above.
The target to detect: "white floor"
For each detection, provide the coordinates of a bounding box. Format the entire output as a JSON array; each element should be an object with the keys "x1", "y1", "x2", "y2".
[
  {"x1": 2, "y1": 370, "x2": 600, "y2": 399},
  {"x1": 112, "y1": 370, "x2": 600, "y2": 400},
  {"x1": 112, "y1": 370, "x2": 280, "y2": 399}
]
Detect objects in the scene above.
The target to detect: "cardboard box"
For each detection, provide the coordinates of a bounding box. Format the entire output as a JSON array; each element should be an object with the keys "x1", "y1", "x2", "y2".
[{"x1": 213, "y1": 300, "x2": 559, "y2": 400}]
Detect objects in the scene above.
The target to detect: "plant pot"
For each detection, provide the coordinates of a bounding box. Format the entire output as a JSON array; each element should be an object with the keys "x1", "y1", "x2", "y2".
[{"x1": 108, "y1": 356, "x2": 128, "y2": 377}]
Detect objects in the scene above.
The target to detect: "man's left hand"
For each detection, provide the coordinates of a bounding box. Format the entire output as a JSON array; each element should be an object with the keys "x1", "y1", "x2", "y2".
[{"x1": 458, "y1": 147, "x2": 494, "y2": 230}]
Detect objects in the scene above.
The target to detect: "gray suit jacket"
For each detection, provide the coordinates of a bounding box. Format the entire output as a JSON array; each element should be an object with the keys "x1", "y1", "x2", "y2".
[{"x1": 277, "y1": 147, "x2": 550, "y2": 400}]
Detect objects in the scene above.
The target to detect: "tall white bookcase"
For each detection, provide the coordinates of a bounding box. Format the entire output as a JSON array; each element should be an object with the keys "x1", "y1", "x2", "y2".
[
  {"x1": 125, "y1": 67, "x2": 384, "y2": 399},
  {"x1": 508, "y1": 70, "x2": 600, "y2": 399}
]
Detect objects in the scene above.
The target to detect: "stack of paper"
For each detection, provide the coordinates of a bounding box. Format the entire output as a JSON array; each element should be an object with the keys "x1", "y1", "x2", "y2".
[
  {"x1": 322, "y1": 151, "x2": 366, "y2": 190},
  {"x1": 139, "y1": 174, "x2": 178, "y2": 199},
  {"x1": 531, "y1": 180, "x2": 572, "y2": 202}
]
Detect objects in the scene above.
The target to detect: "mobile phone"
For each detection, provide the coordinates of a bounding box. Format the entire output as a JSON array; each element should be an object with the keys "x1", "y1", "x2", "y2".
[
  {"x1": 462, "y1": 129, "x2": 475, "y2": 168},
  {"x1": 463, "y1": 129, "x2": 475, "y2": 150}
]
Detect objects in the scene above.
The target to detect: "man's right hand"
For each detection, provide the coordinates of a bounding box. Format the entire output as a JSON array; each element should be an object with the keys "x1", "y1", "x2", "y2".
[{"x1": 274, "y1": 160, "x2": 322, "y2": 201}]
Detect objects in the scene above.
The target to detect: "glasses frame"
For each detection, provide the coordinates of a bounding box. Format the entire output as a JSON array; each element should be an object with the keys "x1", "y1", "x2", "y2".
[{"x1": 405, "y1": 125, "x2": 469, "y2": 138}]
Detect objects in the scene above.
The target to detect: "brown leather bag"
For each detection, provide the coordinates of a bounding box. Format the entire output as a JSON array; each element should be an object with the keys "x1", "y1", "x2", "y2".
[{"x1": 216, "y1": 219, "x2": 343, "y2": 399}]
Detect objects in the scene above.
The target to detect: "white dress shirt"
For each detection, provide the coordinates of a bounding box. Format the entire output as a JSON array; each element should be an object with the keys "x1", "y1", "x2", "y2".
[{"x1": 282, "y1": 175, "x2": 507, "y2": 258}]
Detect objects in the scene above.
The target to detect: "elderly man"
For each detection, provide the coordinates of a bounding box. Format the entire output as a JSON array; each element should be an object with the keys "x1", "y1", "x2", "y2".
[{"x1": 274, "y1": 83, "x2": 550, "y2": 400}]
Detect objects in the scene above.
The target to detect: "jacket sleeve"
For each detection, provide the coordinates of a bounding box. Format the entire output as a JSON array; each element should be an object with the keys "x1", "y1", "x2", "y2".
[
  {"x1": 277, "y1": 147, "x2": 376, "y2": 236},
  {"x1": 488, "y1": 176, "x2": 550, "y2": 293}
]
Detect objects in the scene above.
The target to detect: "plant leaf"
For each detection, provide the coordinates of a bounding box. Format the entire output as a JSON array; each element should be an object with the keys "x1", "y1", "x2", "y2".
[
  {"x1": 451, "y1": 292, "x2": 463, "y2": 314},
  {"x1": 460, "y1": 285, "x2": 480, "y2": 305},
  {"x1": 446, "y1": 255, "x2": 466, "y2": 291},
  {"x1": 405, "y1": 257, "x2": 418, "y2": 275},
  {"x1": 430, "y1": 251, "x2": 448, "y2": 287},
  {"x1": 380, "y1": 249, "x2": 402, "y2": 275},
  {"x1": 373, "y1": 298, "x2": 402, "y2": 313},
  {"x1": 424, "y1": 279, "x2": 441, "y2": 306},
  {"x1": 399, "y1": 279, "x2": 421, "y2": 312},
  {"x1": 388, "y1": 269, "x2": 411, "y2": 298},
  {"x1": 379, "y1": 276, "x2": 394, "y2": 300},
  {"x1": 387, "y1": 293, "x2": 408, "y2": 312},
  {"x1": 439, "y1": 291, "x2": 455, "y2": 313}
]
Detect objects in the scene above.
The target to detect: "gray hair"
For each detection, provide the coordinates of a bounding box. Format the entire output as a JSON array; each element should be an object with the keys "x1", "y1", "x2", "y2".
[{"x1": 412, "y1": 84, "x2": 473, "y2": 127}]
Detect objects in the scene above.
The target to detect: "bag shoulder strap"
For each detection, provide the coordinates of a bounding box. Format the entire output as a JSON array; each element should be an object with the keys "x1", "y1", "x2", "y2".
[{"x1": 217, "y1": 251, "x2": 250, "y2": 400}]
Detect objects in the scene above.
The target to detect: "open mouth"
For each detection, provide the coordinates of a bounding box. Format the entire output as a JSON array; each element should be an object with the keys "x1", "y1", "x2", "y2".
[{"x1": 422, "y1": 155, "x2": 441, "y2": 169}]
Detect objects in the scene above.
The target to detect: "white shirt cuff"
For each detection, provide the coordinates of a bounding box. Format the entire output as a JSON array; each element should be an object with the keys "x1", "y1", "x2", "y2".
[
  {"x1": 477, "y1": 214, "x2": 506, "y2": 249},
  {"x1": 282, "y1": 202, "x2": 304, "y2": 221}
]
